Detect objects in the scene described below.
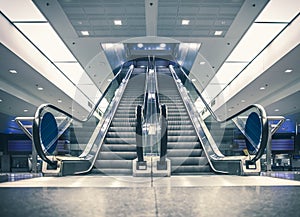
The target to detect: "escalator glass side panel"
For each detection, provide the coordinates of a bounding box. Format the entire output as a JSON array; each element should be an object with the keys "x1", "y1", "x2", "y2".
[
  {"x1": 32, "y1": 66, "x2": 134, "y2": 168},
  {"x1": 170, "y1": 65, "x2": 268, "y2": 167}
]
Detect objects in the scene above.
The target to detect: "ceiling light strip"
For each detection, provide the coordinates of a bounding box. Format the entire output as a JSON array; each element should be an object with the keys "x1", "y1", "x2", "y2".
[
  {"x1": 3, "y1": 0, "x2": 102, "y2": 106},
  {"x1": 0, "y1": 12, "x2": 92, "y2": 112},
  {"x1": 211, "y1": 14, "x2": 300, "y2": 111},
  {"x1": 205, "y1": 13, "x2": 300, "y2": 106}
]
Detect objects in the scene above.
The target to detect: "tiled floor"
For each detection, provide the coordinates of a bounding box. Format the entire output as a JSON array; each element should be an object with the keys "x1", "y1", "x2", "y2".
[{"x1": 1, "y1": 174, "x2": 300, "y2": 217}]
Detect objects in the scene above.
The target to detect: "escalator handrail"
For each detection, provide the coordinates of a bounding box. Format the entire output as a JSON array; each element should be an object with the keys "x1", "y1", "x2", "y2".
[
  {"x1": 75, "y1": 66, "x2": 134, "y2": 174},
  {"x1": 32, "y1": 66, "x2": 133, "y2": 166},
  {"x1": 170, "y1": 65, "x2": 269, "y2": 164},
  {"x1": 154, "y1": 59, "x2": 161, "y2": 114},
  {"x1": 142, "y1": 66, "x2": 149, "y2": 116}
]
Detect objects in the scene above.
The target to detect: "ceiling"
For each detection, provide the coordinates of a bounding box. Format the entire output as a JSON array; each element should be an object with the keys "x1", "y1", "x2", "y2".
[{"x1": 0, "y1": 0, "x2": 299, "y2": 134}]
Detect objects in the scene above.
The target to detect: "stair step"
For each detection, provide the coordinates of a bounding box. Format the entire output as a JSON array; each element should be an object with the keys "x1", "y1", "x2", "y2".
[
  {"x1": 167, "y1": 125, "x2": 194, "y2": 130},
  {"x1": 167, "y1": 149, "x2": 202, "y2": 157},
  {"x1": 168, "y1": 157, "x2": 208, "y2": 166},
  {"x1": 171, "y1": 165, "x2": 211, "y2": 174},
  {"x1": 101, "y1": 144, "x2": 136, "y2": 152},
  {"x1": 167, "y1": 142, "x2": 201, "y2": 149},
  {"x1": 105, "y1": 137, "x2": 136, "y2": 144},
  {"x1": 99, "y1": 151, "x2": 137, "y2": 160},
  {"x1": 94, "y1": 160, "x2": 132, "y2": 169},
  {"x1": 110, "y1": 122, "x2": 136, "y2": 127},
  {"x1": 106, "y1": 132, "x2": 136, "y2": 138},
  {"x1": 168, "y1": 136, "x2": 199, "y2": 142},
  {"x1": 167, "y1": 120, "x2": 194, "y2": 126},
  {"x1": 108, "y1": 127, "x2": 135, "y2": 132},
  {"x1": 168, "y1": 130, "x2": 197, "y2": 136}
]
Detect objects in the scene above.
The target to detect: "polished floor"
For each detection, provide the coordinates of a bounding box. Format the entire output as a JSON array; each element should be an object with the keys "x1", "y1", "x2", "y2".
[{"x1": 1, "y1": 174, "x2": 300, "y2": 217}]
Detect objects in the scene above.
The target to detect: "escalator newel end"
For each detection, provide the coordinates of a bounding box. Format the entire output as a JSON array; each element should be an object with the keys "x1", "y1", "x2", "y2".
[
  {"x1": 136, "y1": 161, "x2": 147, "y2": 170},
  {"x1": 245, "y1": 160, "x2": 257, "y2": 170}
]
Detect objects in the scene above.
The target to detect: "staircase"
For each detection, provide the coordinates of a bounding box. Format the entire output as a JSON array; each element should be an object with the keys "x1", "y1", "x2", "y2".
[
  {"x1": 93, "y1": 70, "x2": 146, "y2": 175},
  {"x1": 157, "y1": 69, "x2": 211, "y2": 174}
]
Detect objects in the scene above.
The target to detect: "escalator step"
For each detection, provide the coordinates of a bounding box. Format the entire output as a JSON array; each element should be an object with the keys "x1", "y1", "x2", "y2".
[
  {"x1": 168, "y1": 136, "x2": 199, "y2": 142},
  {"x1": 101, "y1": 144, "x2": 136, "y2": 152},
  {"x1": 105, "y1": 138, "x2": 136, "y2": 144},
  {"x1": 108, "y1": 127, "x2": 135, "y2": 132},
  {"x1": 106, "y1": 132, "x2": 136, "y2": 138},
  {"x1": 168, "y1": 130, "x2": 197, "y2": 136},
  {"x1": 171, "y1": 165, "x2": 211, "y2": 174},
  {"x1": 168, "y1": 157, "x2": 208, "y2": 166},
  {"x1": 167, "y1": 149, "x2": 202, "y2": 157},
  {"x1": 94, "y1": 160, "x2": 132, "y2": 169},
  {"x1": 167, "y1": 142, "x2": 201, "y2": 149},
  {"x1": 99, "y1": 151, "x2": 137, "y2": 160}
]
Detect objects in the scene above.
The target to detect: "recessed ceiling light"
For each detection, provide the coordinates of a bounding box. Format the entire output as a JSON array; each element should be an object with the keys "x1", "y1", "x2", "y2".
[
  {"x1": 214, "y1": 31, "x2": 223, "y2": 36},
  {"x1": 259, "y1": 86, "x2": 266, "y2": 90},
  {"x1": 37, "y1": 87, "x2": 44, "y2": 91},
  {"x1": 80, "y1": 31, "x2": 89, "y2": 36},
  {"x1": 182, "y1": 19, "x2": 190, "y2": 25},
  {"x1": 241, "y1": 99, "x2": 246, "y2": 103},
  {"x1": 114, "y1": 20, "x2": 122, "y2": 25},
  {"x1": 24, "y1": 109, "x2": 28, "y2": 112},
  {"x1": 199, "y1": 61, "x2": 206, "y2": 65},
  {"x1": 107, "y1": 79, "x2": 112, "y2": 82},
  {"x1": 160, "y1": 43, "x2": 166, "y2": 48},
  {"x1": 191, "y1": 79, "x2": 196, "y2": 82},
  {"x1": 57, "y1": 99, "x2": 62, "y2": 103},
  {"x1": 0, "y1": 99, "x2": 2, "y2": 102},
  {"x1": 9, "y1": 69, "x2": 17, "y2": 74},
  {"x1": 274, "y1": 108, "x2": 279, "y2": 112},
  {"x1": 137, "y1": 43, "x2": 143, "y2": 48},
  {"x1": 284, "y1": 69, "x2": 293, "y2": 73}
]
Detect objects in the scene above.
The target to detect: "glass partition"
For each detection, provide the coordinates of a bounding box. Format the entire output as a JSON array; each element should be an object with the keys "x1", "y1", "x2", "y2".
[
  {"x1": 32, "y1": 65, "x2": 133, "y2": 168},
  {"x1": 169, "y1": 65, "x2": 269, "y2": 168}
]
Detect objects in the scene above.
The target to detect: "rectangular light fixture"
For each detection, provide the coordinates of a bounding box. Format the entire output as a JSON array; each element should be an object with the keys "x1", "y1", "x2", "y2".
[
  {"x1": 9, "y1": 69, "x2": 17, "y2": 74},
  {"x1": 114, "y1": 20, "x2": 122, "y2": 25},
  {"x1": 226, "y1": 23, "x2": 286, "y2": 62},
  {"x1": 210, "y1": 62, "x2": 248, "y2": 87},
  {"x1": 181, "y1": 19, "x2": 190, "y2": 25},
  {"x1": 80, "y1": 30, "x2": 89, "y2": 36},
  {"x1": 255, "y1": 0, "x2": 300, "y2": 22},
  {"x1": 55, "y1": 62, "x2": 84, "y2": 85},
  {"x1": 214, "y1": 30, "x2": 223, "y2": 36},
  {"x1": 0, "y1": 0, "x2": 46, "y2": 22},
  {"x1": 16, "y1": 23, "x2": 76, "y2": 62}
]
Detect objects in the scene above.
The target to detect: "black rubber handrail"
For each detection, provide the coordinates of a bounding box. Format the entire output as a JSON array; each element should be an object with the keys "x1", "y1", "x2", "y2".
[
  {"x1": 136, "y1": 105, "x2": 144, "y2": 162},
  {"x1": 170, "y1": 65, "x2": 269, "y2": 164},
  {"x1": 32, "y1": 66, "x2": 132, "y2": 166},
  {"x1": 160, "y1": 104, "x2": 168, "y2": 162}
]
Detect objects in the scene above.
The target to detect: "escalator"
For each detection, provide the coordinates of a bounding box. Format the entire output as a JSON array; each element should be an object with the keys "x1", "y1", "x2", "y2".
[
  {"x1": 157, "y1": 69, "x2": 211, "y2": 174},
  {"x1": 93, "y1": 70, "x2": 146, "y2": 175},
  {"x1": 31, "y1": 61, "x2": 269, "y2": 177}
]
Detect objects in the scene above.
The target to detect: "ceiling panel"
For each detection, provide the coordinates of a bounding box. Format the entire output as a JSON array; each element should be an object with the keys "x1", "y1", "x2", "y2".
[
  {"x1": 158, "y1": 0, "x2": 245, "y2": 37},
  {"x1": 58, "y1": 0, "x2": 146, "y2": 37}
]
